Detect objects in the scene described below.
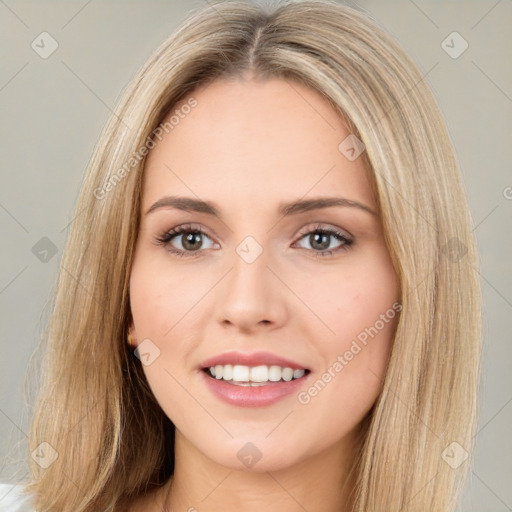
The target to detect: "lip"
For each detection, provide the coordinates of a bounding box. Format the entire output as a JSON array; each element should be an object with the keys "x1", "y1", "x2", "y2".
[
  {"x1": 199, "y1": 368, "x2": 312, "y2": 407},
  {"x1": 199, "y1": 350, "x2": 309, "y2": 370}
]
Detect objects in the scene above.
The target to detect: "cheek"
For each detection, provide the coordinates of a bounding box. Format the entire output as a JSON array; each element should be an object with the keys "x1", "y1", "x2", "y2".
[
  {"x1": 129, "y1": 252, "x2": 207, "y2": 342},
  {"x1": 296, "y1": 249, "x2": 399, "y2": 417},
  {"x1": 302, "y1": 248, "x2": 399, "y2": 348},
  {"x1": 129, "y1": 257, "x2": 202, "y2": 428},
  {"x1": 128, "y1": 251, "x2": 213, "y2": 411}
]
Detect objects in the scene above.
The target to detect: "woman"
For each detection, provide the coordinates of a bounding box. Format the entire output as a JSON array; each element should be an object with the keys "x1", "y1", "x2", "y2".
[{"x1": 1, "y1": 0, "x2": 482, "y2": 510}]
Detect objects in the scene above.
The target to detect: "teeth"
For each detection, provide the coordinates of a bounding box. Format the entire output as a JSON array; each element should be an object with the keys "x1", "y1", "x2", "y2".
[
  {"x1": 207, "y1": 364, "x2": 306, "y2": 383},
  {"x1": 222, "y1": 364, "x2": 233, "y2": 380},
  {"x1": 232, "y1": 365, "x2": 250, "y2": 381},
  {"x1": 293, "y1": 369, "x2": 304, "y2": 379}
]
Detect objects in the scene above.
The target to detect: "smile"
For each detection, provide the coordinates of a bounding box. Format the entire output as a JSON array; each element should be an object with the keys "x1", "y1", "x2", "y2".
[{"x1": 200, "y1": 365, "x2": 311, "y2": 407}]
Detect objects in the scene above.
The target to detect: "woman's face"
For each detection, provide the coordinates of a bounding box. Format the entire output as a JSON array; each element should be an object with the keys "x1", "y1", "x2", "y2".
[{"x1": 129, "y1": 76, "x2": 400, "y2": 472}]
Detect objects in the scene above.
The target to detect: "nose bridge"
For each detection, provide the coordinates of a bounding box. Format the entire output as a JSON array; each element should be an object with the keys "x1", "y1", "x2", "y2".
[
  {"x1": 217, "y1": 233, "x2": 287, "y2": 329},
  {"x1": 228, "y1": 234, "x2": 272, "y2": 302}
]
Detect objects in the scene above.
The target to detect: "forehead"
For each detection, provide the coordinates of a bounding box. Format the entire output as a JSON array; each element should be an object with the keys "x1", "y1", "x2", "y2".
[{"x1": 141, "y1": 77, "x2": 374, "y2": 214}]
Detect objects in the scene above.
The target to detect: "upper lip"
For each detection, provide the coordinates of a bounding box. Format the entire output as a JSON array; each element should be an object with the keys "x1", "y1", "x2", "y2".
[{"x1": 199, "y1": 351, "x2": 310, "y2": 370}]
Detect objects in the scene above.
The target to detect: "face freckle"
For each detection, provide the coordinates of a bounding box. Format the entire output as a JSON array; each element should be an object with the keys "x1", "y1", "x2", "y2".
[{"x1": 128, "y1": 76, "x2": 400, "y2": 474}]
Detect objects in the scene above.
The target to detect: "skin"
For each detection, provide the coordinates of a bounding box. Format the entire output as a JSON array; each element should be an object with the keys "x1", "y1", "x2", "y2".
[{"x1": 127, "y1": 74, "x2": 400, "y2": 512}]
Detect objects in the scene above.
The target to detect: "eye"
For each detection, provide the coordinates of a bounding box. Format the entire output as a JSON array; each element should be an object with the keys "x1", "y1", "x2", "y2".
[
  {"x1": 154, "y1": 223, "x2": 353, "y2": 259},
  {"x1": 154, "y1": 223, "x2": 217, "y2": 257},
  {"x1": 293, "y1": 224, "x2": 353, "y2": 257}
]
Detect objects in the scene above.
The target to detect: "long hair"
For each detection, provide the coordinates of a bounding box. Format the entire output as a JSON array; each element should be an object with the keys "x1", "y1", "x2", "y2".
[{"x1": 24, "y1": 1, "x2": 482, "y2": 510}]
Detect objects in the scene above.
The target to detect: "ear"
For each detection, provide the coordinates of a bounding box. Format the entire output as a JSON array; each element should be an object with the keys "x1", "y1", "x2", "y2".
[{"x1": 127, "y1": 319, "x2": 137, "y2": 347}]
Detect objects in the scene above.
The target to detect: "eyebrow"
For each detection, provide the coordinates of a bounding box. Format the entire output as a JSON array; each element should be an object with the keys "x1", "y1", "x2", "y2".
[{"x1": 145, "y1": 195, "x2": 377, "y2": 217}]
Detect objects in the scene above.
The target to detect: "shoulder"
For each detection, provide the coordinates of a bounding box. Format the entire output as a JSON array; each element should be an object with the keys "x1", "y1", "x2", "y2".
[{"x1": 0, "y1": 483, "x2": 36, "y2": 512}]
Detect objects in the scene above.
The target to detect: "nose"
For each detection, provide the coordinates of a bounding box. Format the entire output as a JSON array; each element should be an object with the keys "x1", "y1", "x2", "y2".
[{"x1": 216, "y1": 243, "x2": 289, "y2": 334}]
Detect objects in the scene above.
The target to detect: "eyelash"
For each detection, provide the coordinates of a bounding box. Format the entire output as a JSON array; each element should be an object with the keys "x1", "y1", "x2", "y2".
[{"x1": 154, "y1": 223, "x2": 353, "y2": 259}]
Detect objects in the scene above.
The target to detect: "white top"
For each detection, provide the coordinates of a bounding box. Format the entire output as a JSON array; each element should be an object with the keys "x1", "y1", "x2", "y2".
[{"x1": 0, "y1": 483, "x2": 35, "y2": 511}]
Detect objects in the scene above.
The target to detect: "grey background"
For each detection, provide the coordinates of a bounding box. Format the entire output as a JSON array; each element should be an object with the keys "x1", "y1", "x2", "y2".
[{"x1": 0, "y1": 0, "x2": 511, "y2": 510}]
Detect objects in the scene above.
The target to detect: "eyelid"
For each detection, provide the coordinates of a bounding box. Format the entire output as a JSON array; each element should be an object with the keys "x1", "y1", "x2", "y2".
[
  {"x1": 294, "y1": 222, "x2": 353, "y2": 241},
  {"x1": 157, "y1": 222, "x2": 351, "y2": 243},
  {"x1": 157, "y1": 223, "x2": 218, "y2": 246}
]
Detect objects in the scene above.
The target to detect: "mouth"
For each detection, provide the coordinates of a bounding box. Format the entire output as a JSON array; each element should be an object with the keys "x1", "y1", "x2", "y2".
[
  {"x1": 200, "y1": 363, "x2": 312, "y2": 407},
  {"x1": 201, "y1": 364, "x2": 311, "y2": 386}
]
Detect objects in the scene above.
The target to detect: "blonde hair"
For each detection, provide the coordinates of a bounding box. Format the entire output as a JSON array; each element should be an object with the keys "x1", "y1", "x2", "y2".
[{"x1": 23, "y1": 0, "x2": 482, "y2": 510}]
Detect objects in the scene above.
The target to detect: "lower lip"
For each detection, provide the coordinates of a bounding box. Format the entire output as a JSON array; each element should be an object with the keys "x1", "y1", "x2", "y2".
[{"x1": 200, "y1": 369, "x2": 311, "y2": 407}]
